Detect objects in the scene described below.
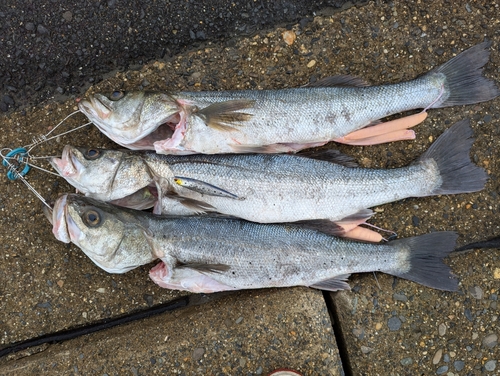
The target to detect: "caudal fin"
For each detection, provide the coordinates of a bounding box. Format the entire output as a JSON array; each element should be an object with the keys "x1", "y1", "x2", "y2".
[
  {"x1": 389, "y1": 232, "x2": 459, "y2": 291},
  {"x1": 419, "y1": 119, "x2": 487, "y2": 195},
  {"x1": 430, "y1": 41, "x2": 499, "y2": 108}
]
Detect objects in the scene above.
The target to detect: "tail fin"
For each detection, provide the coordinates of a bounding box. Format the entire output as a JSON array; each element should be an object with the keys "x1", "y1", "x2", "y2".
[
  {"x1": 389, "y1": 232, "x2": 459, "y2": 291},
  {"x1": 419, "y1": 119, "x2": 487, "y2": 195},
  {"x1": 430, "y1": 41, "x2": 499, "y2": 108}
]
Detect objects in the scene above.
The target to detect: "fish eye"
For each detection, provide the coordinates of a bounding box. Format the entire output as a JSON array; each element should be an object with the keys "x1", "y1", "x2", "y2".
[
  {"x1": 83, "y1": 209, "x2": 101, "y2": 227},
  {"x1": 109, "y1": 90, "x2": 125, "y2": 101},
  {"x1": 84, "y1": 148, "x2": 101, "y2": 160}
]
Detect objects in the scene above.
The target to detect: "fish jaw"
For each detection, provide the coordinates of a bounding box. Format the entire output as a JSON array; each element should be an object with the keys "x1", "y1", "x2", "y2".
[
  {"x1": 50, "y1": 194, "x2": 71, "y2": 243},
  {"x1": 78, "y1": 95, "x2": 111, "y2": 121},
  {"x1": 51, "y1": 145, "x2": 83, "y2": 179},
  {"x1": 79, "y1": 92, "x2": 182, "y2": 147}
]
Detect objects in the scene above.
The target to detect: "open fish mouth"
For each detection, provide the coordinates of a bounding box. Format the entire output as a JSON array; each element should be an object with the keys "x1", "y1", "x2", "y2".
[
  {"x1": 151, "y1": 113, "x2": 187, "y2": 153},
  {"x1": 49, "y1": 194, "x2": 71, "y2": 243},
  {"x1": 51, "y1": 145, "x2": 82, "y2": 178},
  {"x1": 78, "y1": 95, "x2": 111, "y2": 121}
]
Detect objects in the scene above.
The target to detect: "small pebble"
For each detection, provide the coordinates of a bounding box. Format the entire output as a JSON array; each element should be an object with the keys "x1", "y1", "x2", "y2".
[
  {"x1": 282, "y1": 30, "x2": 296, "y2": 45},
  {"x1": 192, "y1": 347, "x2": 205, "y2": 361},
  {"x1": 482, "y1": 333, "x2": 498, "y2": 348},
  {"x1": 62, "y1": 11, "x2": 73, "y2": 22},
  {"x1": 484, "y1": 360, "x2": 496, "y2": 371},
  {"x1": 307, "y1": 60, "x2": 316, "y2": 68},
  {"x1": 37, "y1": 24, "x2": 49, "y2": 34},
  {"x1": 352, "y1": 327, "x2": 365, "y2": 339},
  {"x1": 436, "y1": 365, "x2": 448, "y2": 375},
  {"x1": 400, "y1": 357, "x2": 412, "y2": 366},
  {"x1": 393, "y1": 293, "x2": 407, "y2": 302},
  {"x1": 387, "y1": 316, "x2": 402, "y2": 331},
  {"x1": 443, "y1": 353, "x2": 450, "y2": 363},
  {"x1": 255, "y1": 366, "x2": 263, "y2": 375},
  {"x1": 453, "y1": 360, "x2": 465, "y2": 371},
  {"x1": 361, "y1": 346, "x2": 373, "y2": 354},
  {"x1": 464, "y1": 308, "x2": 473, "y2": 322},
  {"x1": 433, "y1": 349, "x2": 443, "y2": 364},
  {"x1": 235, "y1": 316, "x2": 243, "y2": 324},
  {"x1": 412, "y1": 215, "x2": 420, "y2": 227},
  {"x1": 493, "y1": 268, "x2": 500, "y2": 279},
  {"x1": 438, "y1": 323, "x2": 447, "y2": 336},
  {"x1": 469, "y1": 286, "x2": 483, "y2": 299}
]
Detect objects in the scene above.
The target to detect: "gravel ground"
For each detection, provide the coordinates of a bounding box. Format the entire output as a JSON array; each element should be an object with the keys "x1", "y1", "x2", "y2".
[
  {"x1": 0, "y1": 0, "x2": 360, "y2": 112},
  {"x1": 1, "y1": 0, "x2": 499, "y2": 374}
]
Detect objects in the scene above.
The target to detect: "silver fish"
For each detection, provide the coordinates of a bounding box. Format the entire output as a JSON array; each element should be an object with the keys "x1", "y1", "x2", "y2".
[
  {"x1": 77, "y1": 42, "x2": 498, "y2": 154},
  {"x1": 51, "y1": 120, "x2": 486, "y2": 241},
  {"x1": 45, "y1": 194, "x2": 459, "y2": 293}
]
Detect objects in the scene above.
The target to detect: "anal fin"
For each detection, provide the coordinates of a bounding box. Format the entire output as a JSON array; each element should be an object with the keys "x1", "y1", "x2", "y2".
[
  {"x1": 309, "y1": 274, "x2": 352, "y2": 292},
  {"x1": 334, "y1": 112, "x2": 427, "y2": 145}
]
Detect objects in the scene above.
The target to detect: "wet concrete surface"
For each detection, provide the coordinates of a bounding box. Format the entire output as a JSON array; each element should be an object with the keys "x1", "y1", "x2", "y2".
[
  {"x1": 1, "y1": 0, "x2": 500, "y2": 374},
  {"x1": 1, "y1": 289, "x2": 342, "y2": 375}
]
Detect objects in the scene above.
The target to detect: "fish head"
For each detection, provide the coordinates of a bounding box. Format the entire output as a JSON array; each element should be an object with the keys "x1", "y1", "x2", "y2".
[
  {"x1": 51, "y1": 145, "x2": 154, "y2": 201},
  {"x1": 47, "y1": 194, "x2": 157, "y2": 273},
  {"x1": 78, "y1": 91, "x2": 181, "y2": 148}
]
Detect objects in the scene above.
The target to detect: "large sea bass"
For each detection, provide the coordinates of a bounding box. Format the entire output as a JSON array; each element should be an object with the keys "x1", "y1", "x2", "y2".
[
  {"x1": 77, "y1": 42, "x2": 498, "y2": 154},
  {"x1": 51, "y1": 120, "x2": 486, "y2": 241},
  {"x1": 45, "y1": 194, "x2": 459, "y2": 293}
]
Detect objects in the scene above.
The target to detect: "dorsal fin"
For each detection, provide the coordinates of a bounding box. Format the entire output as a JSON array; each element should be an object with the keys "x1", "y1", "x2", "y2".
[{"x1": 305, "y1": 75, "x2": 370, "y2": 88}]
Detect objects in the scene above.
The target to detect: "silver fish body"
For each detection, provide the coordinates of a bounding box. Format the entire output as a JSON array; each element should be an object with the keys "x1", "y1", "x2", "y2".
[
  {"x1": 77, "y1": 42, "x2": 499, "y2": 154},
  {"x1": 47, "y1": 194, "x2": 459, "y2": 293},
  {"x1": 51, "y1": 120, "x2": 486, "y2": 236}
]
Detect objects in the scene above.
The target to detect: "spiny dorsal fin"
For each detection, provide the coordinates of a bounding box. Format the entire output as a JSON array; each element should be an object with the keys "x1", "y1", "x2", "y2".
[
  {"x1": 306, "y1": 75, "x2": 370, "y2": 88},
  {"x1": 195, "y1": 99, "x2": 255, "y2": 131}
]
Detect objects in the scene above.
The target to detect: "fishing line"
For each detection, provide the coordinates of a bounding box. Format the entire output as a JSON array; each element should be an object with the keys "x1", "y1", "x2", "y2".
[{"x1": 1, "y1": 109, "x2": 90, "y2": 207}]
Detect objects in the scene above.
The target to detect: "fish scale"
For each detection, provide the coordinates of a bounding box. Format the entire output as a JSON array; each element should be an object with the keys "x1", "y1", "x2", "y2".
[
  {"x1": 77, "y1": 42, "x2": 499, "y2": 154},
  {"x1": 179, "y1": 77, "x2": 441, "y2": 151},
  {"x1": 47, "y1": 194, "x2": 459, "y2": 293},
  {"x1": 51, "y1": 119, "x2": 486, "y2": 241}
]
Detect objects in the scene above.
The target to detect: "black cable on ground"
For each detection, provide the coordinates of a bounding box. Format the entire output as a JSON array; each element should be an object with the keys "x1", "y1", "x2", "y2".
[{"x1": 0, "y1": 291, "x2": 234, "y2": 359}]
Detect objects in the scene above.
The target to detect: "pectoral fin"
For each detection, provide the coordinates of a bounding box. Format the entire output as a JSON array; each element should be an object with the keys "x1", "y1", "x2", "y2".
[
  {"x1": 165, "y1": 193, "x2": 216, "y2": 214},
  {"x1": 177, "y1": 262, "x2": 230, "y2": 274},
  {"x1": 174, "y1": 176, "x2": 241, "y2": 200},
  {"x1": 334, "y1": 112, "x2": 427, "y2": 145},
  {"x1": 195, "y1": 100, "x2": 255, "y2": 131},
  {"x1": 309, "y1": 274, "x2": 352, "y2": 292}
]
